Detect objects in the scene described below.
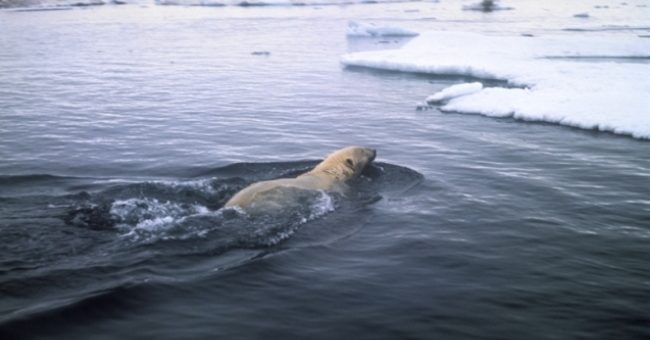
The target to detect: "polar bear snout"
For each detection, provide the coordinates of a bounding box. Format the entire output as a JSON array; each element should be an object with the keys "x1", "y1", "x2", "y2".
[
  {"x1": 369, "y1": 148, "x2": 377, "y2": 162},
  {"x1": 352, "y1": 147, "x2": 376, "y2": 171}
]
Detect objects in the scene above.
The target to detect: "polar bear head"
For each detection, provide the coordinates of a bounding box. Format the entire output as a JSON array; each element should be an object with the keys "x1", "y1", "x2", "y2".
[{"x1": 306, "y1": 146, "x2": 376, "y2": 182}]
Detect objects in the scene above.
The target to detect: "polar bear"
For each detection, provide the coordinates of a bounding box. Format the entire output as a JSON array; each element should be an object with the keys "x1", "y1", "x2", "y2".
[{"x1": 224, "y1": 146, "x2": 376, "y2": 211}]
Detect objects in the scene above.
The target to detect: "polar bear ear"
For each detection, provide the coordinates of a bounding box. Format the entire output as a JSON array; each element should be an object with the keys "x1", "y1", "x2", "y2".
[{"x1": 345, "y1": 158, "x2": 355, "y2": 168}]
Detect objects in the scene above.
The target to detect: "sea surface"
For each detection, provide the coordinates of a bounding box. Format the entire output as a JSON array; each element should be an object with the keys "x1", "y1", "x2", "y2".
[{"x1": 1, "y1": 2, "x2": 649, "y2": 339}]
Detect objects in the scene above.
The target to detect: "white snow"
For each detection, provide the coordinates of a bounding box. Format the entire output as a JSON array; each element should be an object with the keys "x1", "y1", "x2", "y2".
[
  {"x1": 347, "y1": 21, "x2": 419, "y2": 38},
  {"x1": 426, "y1": 82, "x2": 483, "y2": 104},
  {"x1": 341, "y1": 31, "x2": 650, "y2": 139}
]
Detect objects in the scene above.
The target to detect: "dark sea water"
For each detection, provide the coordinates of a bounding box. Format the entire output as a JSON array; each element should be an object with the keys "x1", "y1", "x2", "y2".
[{"x1": 1, "y1": 3, "x2": 650, "y2": 340}]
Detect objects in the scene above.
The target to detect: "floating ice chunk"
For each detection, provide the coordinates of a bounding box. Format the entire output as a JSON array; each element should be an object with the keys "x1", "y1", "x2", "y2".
[
  {"x1": 341, "y1": 32, "x2": 650, "y2": 139},
  {"x1": 426, "y1": 82, "x2": 483, "y2": 104},
  {"x1": 462, "y1": 0, "x2": 513, "y2": 12},
  {"x1": 347, "y1": 21, "x2": 419, "y2": 38}
]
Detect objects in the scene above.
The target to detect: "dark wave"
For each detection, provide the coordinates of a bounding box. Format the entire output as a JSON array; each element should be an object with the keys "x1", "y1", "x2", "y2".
[
  {"x1": 0, "y1": 174, "x2": 97, "y2": 199},
  {"x1": 0, "y1": 174, "x2": 81, "y2": 185},
  {"x1": 0, "y1": 282, "x2": 152, "y2": 337}
]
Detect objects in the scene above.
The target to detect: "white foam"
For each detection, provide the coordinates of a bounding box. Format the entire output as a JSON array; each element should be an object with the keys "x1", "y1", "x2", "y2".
[
  {"x1": 134, "y1": 216, "x2": 176, "y2": 231},
  {"x1": 263, "y1": 190, "x2": 335, "y2": 245},
  {"x1": 111, "y1": 198, "x2": 209, "y2": 235},
  {"x1": 347, "y1": 21, "x2": 419, "y2": 38},
  {"x1": 341, "y1": 31, "x2": 650, "y2": 139},
  {"x1": 307, "y1": 190, "x2": 335, "y2": 220}
]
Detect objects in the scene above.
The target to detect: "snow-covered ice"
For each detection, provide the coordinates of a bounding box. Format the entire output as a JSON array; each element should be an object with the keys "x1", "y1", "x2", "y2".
[
  {"x1": 342, "y1": 32, "x2": 650, "y2": 139},
  {"x1": 426, "y1": 82, "x2": 483, "y2": 104},
  {"x1": 347, "y1": 21, "x2": 418, "y2": 38}
]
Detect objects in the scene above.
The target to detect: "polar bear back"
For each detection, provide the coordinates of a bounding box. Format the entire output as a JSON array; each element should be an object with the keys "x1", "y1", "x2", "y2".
[
  {"x1": 224, "y1": 146, "x2": 376, "y2": 211},
  {"x1": 224, "y1": 175, "x2": 340, "y2": 209}
]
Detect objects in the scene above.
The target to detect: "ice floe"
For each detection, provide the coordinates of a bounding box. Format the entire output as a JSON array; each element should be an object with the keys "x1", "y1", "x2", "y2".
[
  {"x1": 342, "y1": 31, "x2": 650, "y2": 139},
  {"x1": 347, "y1": 20, "x2": 419, "y2": 37}
]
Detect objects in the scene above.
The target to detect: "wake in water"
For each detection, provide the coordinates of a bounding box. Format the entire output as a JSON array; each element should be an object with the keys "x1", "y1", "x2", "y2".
[
  {"x1": 64, "y1": 177, "x2": 339, "y2": 245},
  {"x1": 0, "y1": 160, "x2": 422, "y2": 327}
]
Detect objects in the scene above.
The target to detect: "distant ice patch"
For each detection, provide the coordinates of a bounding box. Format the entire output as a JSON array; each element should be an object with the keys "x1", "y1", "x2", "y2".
[
  {"x1": 3, "y1": 0, "x2": 116, "y2": 10},
  {"x1": 462, "y1": 0, "x2": 513, "y2": 12},
  {"x1": 341, "y1": 31, "x2": 650, "y2": 139},
  {"x1": 154, "y1": 0, "x2": 418, "y2": 7},
  {"x1": 347, "y1": 21, "x2": 419, "y2": 38}
]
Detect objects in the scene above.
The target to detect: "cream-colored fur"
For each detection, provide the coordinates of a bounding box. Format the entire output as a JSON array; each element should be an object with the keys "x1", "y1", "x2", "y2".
[{"x1": 225, "y1": 146, "x2": 376, "y2": 211}]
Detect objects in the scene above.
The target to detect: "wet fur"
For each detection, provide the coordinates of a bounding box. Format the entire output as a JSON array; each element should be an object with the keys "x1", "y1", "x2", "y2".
[{"x1": 225, "y1": 146, "x2": 376, "y2": 211}]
